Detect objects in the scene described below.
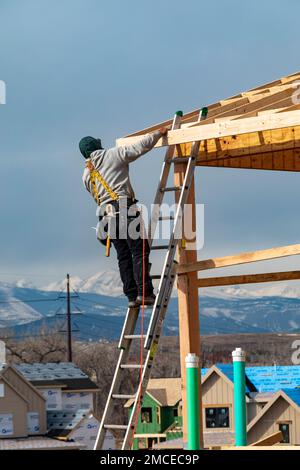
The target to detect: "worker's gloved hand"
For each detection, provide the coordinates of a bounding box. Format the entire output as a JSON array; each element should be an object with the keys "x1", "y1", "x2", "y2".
[{"x1": 159, "y1": 127, "x2": 168, "y2": 136}]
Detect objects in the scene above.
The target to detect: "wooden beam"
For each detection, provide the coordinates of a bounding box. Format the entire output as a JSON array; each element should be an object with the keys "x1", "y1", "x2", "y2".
[
  {"x1": 198, "y1": 149, "x2": 300, "y2": 172},
  {"x1": 177, "y1": 243, "x2": 300, "y2": 274},
  {"x1": 251, "y1": 431, "x2": 283, "y2": 447},
  {"x1": 174, "y1": 162, "x2": 203, "y2": 448},
  {"x1": 117, "y1": 110, "x2": 300, "y2": 149},
  {"x1": 197, "y1": 270, "x2": 300, "y2": 288},
  {"x1": 198, "y1": 148, "x2": 300, "y2": 172},
  {"x1": 178, "y1": 125, "x2": 300, "y2": 162}
]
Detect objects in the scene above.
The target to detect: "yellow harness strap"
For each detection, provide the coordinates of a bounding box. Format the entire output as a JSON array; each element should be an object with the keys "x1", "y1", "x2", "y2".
[{"x1": 86, "y1": 161, "x2": 119, "y2": 257}]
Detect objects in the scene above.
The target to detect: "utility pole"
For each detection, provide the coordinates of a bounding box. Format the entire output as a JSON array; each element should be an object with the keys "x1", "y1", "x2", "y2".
[
  {"x1": 66, "y1": 273, "x2": 72, "y2": 362},
  {"x1": 57, "y1": 274, "x2": 81, "y2": 362}
]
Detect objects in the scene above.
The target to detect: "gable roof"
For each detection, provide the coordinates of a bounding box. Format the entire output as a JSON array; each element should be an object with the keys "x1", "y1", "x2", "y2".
[
  {"x1": 0, "y1": 364, "x2": 46, "y2": 401},
  {"x1": 15, "y1": 362, "x2": 98, "y2": 392},
  {"x1": 117, "y1": 71, "x2": 300, "y2": 173},
  {"x1": 247, "y1": 389, "x2": 300, "y2": 432},
  {"x1": 0, "y1": 375, "x2": 29, "y2": 404},
  {"x1": 202, "y1": 364, "x2": 256, "y2": 394},
  {"x1": 125, "y1": 377, "x2": 181, "y2": 408}
]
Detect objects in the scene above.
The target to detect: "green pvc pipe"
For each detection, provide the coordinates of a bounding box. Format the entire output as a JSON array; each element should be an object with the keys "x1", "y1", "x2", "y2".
[
  {"x1": 232, "y1": 348, "x2": 247, "y2": 446},
  {"x1": 186, "y1": 353, "x2": 200, "y2": 450}
]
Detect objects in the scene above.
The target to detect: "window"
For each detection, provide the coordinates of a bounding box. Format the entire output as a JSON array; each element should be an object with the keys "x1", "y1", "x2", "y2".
[
  {"x1": 141, "y1": 407, "x2": 152, "y2": 424},
  {"x1": 205, "y1": 407, "x2": 230, "y2": 429},
  {"x1": 279, "y1": 423, "x2": 290, "y2": 444}
]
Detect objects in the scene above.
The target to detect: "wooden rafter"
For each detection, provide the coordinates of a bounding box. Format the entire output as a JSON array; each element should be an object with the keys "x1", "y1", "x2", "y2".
[
  {"x1": 117, "y1": 71, "x2": 300, "y2": 173},
  {"x1": 117, "y1": 110, "x2": 300, "y2": 149},
  {"x1": 119, "y1": 71, "x2": 300, "y2": 138}
]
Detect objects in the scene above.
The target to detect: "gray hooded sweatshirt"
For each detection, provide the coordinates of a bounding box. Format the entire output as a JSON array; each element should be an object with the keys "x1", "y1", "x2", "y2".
[{"x1": 82, "y1": 130, "x2": 162, "y2": 206}]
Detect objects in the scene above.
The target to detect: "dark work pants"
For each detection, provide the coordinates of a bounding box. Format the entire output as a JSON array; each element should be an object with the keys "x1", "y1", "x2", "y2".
[{"x1": 100, "y1": 202, "x2": 154, "y2": 301}]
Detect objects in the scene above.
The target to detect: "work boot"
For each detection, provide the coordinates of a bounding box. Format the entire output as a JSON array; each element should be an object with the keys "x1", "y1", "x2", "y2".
[
  {"x1": 128, "y1": 299, "x2": 139, "y2": 308},
  {"x1": 136, "y1": 294, "x2": 156, "y2": 307}
]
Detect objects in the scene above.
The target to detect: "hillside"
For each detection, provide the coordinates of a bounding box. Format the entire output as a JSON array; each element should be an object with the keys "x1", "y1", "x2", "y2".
[{"x1": 0, "y1": 272, "x2": 300, "y2": 341}]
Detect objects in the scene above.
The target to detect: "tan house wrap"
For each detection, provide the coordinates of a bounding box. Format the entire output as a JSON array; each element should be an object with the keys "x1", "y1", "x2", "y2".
[
  {"x1": 0, "y1": 365, "x2": 47, "y2": 437},
  {"x1": 0, "y1": 377, "x2": 28, "y2": 437}
]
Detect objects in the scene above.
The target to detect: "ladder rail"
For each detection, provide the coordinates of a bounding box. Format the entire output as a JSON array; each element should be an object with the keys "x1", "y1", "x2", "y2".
[
  {"x1": 144, "y1": 145, "x2": 199, "y2": 349},
  {"x1": 93, "y1": 347, "x2": 128, "y2": 450},
  {"x1": 144, "y1": 107, "x2": 207, "y2": 348},
  {"x1": 94, "y1": 306, "x2": 140, "y2": 449},
  {"x1": 148, "y1": 111, "x2": 183, "y2": 248},
  {"x1": 121, "y1": 265, "x2": 178, "y2": 449}
]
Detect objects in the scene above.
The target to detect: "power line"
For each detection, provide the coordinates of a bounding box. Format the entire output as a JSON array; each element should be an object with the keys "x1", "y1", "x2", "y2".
[{"x1": 0, "y1": 297, "x2": 61, "y2": 304}]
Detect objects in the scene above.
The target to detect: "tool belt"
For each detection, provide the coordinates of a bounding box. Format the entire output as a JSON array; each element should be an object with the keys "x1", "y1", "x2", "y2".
[
  {"x1": 86, "y1": 160, "x2": 138, "y2": 256},
  {"x1": 97, "y1": 198, "x2": 139, "y2": 251}
]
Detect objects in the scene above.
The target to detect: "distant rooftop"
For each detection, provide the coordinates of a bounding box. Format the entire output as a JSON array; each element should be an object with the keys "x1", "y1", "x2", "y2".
[
  {"x1": 0, "y1": 436, "x2": 83, "y2": 450},
  {"x1": 15, "y1": 362, "x2": 88, "y2": 381},
  {"x1": 14, "y1": 362, "x2": 99, "y2": 391},
  {"x1": 202, "y1": 364, "x2": 300, "y2": 393}
]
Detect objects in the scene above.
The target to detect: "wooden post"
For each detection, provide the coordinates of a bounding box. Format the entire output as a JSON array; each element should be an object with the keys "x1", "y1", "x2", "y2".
[{"x1": 174, "y1": 163, "x2": 203, "y2": 448}]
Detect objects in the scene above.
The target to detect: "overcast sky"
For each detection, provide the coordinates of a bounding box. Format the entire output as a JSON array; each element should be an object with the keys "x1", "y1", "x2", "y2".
[{"x1": 0, "y1": 0, "x2": 300, "y2": 286}]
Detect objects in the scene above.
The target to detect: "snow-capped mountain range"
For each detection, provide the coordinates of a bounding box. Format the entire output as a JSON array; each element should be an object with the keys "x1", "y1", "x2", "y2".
[
  {"x1": 0, "y1": 271, "x2": 300, "y2": 340},
  {"x1": 42, "y1": 271, "x2": 300, "y2": 300},
  {"x1": 42, "y1": 271, "x2": 124, "y2": 297}
]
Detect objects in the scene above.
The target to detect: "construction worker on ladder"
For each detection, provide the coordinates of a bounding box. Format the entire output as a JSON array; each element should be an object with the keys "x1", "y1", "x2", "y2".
[{"x1": 79, "y1": 127, "x2": 168, "y2": 308}]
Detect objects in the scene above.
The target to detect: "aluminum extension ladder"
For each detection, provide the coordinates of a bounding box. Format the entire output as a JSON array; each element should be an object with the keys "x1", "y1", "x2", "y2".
[{"x1": 94, "y1": 107, "x2": 208, "y2": 450}]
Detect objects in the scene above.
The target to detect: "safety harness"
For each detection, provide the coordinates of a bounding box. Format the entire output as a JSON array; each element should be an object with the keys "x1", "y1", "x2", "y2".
[{"x1": 86, "y1": 160, "x2": 119, "y2": 257}]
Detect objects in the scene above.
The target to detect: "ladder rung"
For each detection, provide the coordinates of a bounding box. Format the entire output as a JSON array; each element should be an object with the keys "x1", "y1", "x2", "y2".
[
  {"x1": 160, "y1": 186, "x2": 181, "y2": 192},
  {"x1": 104, "y1": 424, "x2": 128, "y2": 430},
  {"x1": 151, "y1": 245, "x2": 169, "y2": 250},
  {"x1": 158, "y1": 215, "x2": 174, "y2": 221},
  {"x1": 168, "y1": 157, "x2": 190, "y2": 163},
  {"x1": 112, "y1": 394, "x2": 136, "y2": 400},
  {"x1": 124, "y1": 334, "x2": 144, "y2": 340},
  {"x1": 120, "y1": 364, "x2": 144, "y2": 369}
]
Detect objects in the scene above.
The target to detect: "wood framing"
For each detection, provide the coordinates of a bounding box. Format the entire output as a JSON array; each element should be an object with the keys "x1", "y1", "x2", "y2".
[
  {"x1": 115, "y1": 71, "x2": 300, "y2": 450},
  {"x1": 197, "y1": 270, "x2": 300, "y2": 288},
  {"x1": 177, "y1": 243, "x2": 300, "y2": 274},
  {"x1": 117, "y1": 110, "x2": 300, "y2": 149},
  {"x1": 117, "y1": 71, "x2": 300, "y2": 173},
  {"x1": 251, "y1": 431, "x2": 283, "y2": 447}
]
